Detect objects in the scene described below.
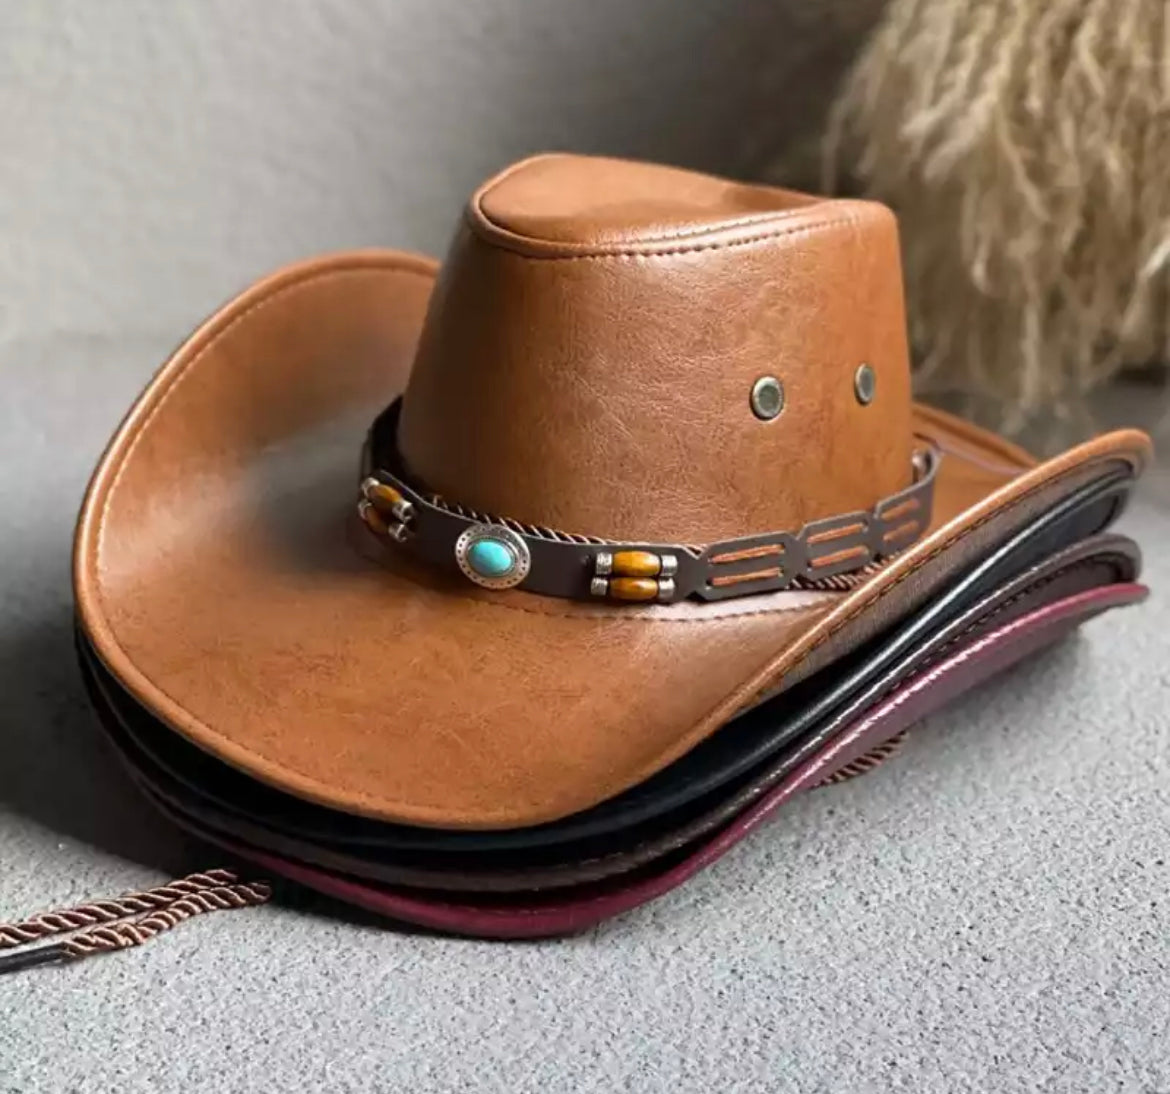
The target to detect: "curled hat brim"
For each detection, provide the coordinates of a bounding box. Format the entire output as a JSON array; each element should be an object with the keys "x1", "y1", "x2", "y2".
[{"x1": 73, "y1": 252, "x2": 1152, "y2": 829}]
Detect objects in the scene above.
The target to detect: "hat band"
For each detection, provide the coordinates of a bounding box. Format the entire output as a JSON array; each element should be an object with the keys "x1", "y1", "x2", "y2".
[{"x1": 358, "y1": 402, "x2": 939, "y2": 604}]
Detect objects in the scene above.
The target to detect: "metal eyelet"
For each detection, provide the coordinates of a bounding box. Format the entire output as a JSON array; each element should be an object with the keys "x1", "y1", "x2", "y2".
[
  {"x1": 750, "y1": 376, "x2": 785, "y2": 421},
  {"x1": 854, "y1": 363, "x2": 876, "y2": 405}
]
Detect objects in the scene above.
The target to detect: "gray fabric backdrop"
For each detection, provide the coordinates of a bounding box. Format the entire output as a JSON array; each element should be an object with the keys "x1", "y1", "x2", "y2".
[
  {"x1": 1, "y1": 0, "x2": 877, "y2": 350},
  {"x1": 1, "y1": 3, "x2": 1167, "y2": 1092}
]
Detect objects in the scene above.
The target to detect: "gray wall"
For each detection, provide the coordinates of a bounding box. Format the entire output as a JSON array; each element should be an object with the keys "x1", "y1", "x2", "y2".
[{"x1": 1, "y1": 0, "x2": 876, "y2": 354}]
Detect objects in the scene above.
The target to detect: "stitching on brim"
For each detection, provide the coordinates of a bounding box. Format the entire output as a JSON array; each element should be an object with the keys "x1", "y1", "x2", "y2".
[
  {"x1": 792, "y1": 584, "x2": 1133, "y2": 792},
  {"x1": 466, "y1": 556, "x2": 1134, "y2": 888}
]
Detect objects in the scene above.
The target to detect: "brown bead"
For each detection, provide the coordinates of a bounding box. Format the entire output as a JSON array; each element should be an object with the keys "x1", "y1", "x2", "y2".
[
  {"x1": 609, "y1": 577, "x2": 659, "y2": 602},
  {"x1": 359, "y1": 501, "x2": 390, "y2": 536},
  {"x1": 365, "y1": 480, "x2": 404, "y2": 509},
  {"x1": 612, "y1": 550, "x2": 661, "y2": 578}
]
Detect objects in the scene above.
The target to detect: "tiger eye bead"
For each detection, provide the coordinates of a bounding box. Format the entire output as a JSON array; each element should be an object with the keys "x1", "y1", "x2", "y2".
[
  {"x1": 363, "y1": 479, "x2": 404, "y2": 510},
  {"x1": 609, "y1": 577, "x2": 659, "y2": 602},
  {"x1": 359, "y1": 500, "x2": 390, "y2": 536},
  {"x1": 612, "y1": 550, "x2": 661, "y2": 578}
]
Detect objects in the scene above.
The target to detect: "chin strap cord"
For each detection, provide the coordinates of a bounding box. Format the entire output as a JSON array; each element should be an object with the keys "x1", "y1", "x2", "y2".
[
  {"x1": 0, "y1": 729, "x2": 908, "y2": 977},
  {"x1": 816, "y1": 729, "x2": 909, "y2": 787},
  {"x1": 0, "y1": 868, "x2": 271, "y2": 975}
]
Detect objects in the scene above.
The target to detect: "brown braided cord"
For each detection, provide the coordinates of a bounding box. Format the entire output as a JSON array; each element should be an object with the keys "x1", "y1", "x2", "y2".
[
  {"x1": 0, "y1": 869, "x2": 271, "y2": 973},
  {"x1": 0, "y1": 869, "x2": 248, "y2": 948},
  {"x1": 59, "y1": 879, "x2": 272, "y2": 960},
  {"x1": 792, "y1": 559, "x2": 886, "y2": 593},
  {"x1": 816, "y1": 730, "x2": 909, "y2": 786}
]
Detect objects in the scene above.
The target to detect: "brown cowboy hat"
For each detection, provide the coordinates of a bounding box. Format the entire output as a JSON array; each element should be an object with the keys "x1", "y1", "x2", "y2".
[{"x1": 74, "y1": 153, "x2": 1151, "y2": 832}]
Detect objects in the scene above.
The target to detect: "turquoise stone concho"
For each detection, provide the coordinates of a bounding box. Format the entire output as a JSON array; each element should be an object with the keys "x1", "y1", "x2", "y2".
[{"x1": 454, "y1": 524, "x2": 532, "y2": 590}]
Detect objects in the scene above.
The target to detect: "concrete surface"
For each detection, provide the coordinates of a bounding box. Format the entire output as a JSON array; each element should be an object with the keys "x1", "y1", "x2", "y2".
[{"x1": 1, "y1": 3, "x2": 1169, "y2": 1092}]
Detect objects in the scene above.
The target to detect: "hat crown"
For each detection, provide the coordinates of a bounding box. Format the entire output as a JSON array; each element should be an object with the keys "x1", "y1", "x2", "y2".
[{"x1": 398, "y1": 154, "x2": 914, "y2": 544}]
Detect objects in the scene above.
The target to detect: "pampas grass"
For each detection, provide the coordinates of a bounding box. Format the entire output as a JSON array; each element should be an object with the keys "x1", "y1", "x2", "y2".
[{"x1": 823, "y1": 0, "x2": 1170, "y2": 438}]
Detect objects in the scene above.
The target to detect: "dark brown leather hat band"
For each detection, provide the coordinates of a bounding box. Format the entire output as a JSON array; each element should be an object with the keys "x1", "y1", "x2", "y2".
[{"x1": 358, "y1": 401, "x2": 939, "y2": 604}]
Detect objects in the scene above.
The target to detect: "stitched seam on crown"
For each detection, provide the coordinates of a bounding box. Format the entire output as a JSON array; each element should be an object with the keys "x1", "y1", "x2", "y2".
[
  {"x1": 463, "y1": 209, "x2": 864, "y2": 261},
  {"x1": 469, "y1": 153, "x2": 831, "y2": 250},
  {"x1": 470, "y1": 154, "x2": 831, "y2": 248},
  {"x1": 473, "y1": 199, "x2": 827, "y2": 251}
]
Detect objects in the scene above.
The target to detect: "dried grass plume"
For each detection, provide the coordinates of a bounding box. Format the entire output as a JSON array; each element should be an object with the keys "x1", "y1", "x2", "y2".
[{"x1": 824, "y1": 0, "x2": 1170, "y2": 433}]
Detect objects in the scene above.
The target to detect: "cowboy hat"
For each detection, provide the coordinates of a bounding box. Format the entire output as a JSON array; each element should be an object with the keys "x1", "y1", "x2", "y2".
[{"x1": 74, "y1": 153, "x2": 1150, "y2": 847}]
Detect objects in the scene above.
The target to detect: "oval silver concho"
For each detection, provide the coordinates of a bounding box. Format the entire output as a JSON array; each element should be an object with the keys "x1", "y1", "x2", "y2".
[{"x1": 454, "y1": 524, "x2": 532, "y2": 590}]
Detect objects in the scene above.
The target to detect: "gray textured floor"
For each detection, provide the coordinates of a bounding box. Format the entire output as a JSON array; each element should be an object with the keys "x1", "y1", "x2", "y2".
[{"x1": 1, "y1": 340, "x2": 1168, "y2": 1092}]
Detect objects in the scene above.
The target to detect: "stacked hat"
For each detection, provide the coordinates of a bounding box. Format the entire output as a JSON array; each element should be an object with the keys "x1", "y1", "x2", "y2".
[{"x1": 70, "y1": 155, "x2": 1149, "y2": 939}]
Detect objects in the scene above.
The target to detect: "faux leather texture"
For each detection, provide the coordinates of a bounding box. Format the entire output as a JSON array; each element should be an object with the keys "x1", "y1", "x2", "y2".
[{"x1": 72, "y1": 155, "x2": 1153, "y2": 829}]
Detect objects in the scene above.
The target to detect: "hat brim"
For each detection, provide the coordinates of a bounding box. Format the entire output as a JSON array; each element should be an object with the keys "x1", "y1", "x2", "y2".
[
  {"x1": 74, "y1": 251, "x2": 1152, "y2": 829},
  {"x1": 86, "y1": 582, "x2": 1145, "y2": 937}
]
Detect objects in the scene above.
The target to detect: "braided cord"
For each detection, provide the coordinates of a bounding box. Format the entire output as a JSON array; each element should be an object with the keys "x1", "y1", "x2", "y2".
[
  {"x1": 60, "y1": 879, "x2": 272, "y2": 959},
  {"x1": 0, "y1": 868, "x2": 244, "y2": 948},
  {"x1": 817, "y1": 729, "x2": 909, "y2": 786},
  {"x1": 0, "y1": 869, "x2": 271, "y2": 974}
]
